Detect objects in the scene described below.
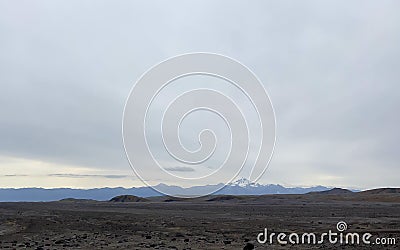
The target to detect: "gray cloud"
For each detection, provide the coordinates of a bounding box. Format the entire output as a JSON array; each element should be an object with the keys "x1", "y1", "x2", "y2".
[
  {"x1": 1, "y1": 174, "x2": 29, "y2": 177},
  {"x1": 47, "y1": 174, "x2": 129, "y2": 179},
  {"x1": 163, "y1": 167, "x2": 195, "y2": 172}
]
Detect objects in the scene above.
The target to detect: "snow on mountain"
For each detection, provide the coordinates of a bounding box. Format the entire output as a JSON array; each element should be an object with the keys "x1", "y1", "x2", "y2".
[
  {"x1": 217, "y1": 177, "x2": 330, "y2": 195},
  {"x1": 229, "y1": 177, "x2": 261, "y2": 188}
]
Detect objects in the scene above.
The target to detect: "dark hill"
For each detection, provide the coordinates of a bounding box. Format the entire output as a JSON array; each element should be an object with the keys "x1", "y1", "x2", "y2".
[
  {"x1": 109, "y1": 195, "x2": 148, "y2": 202},
  {"x1": 359, "y1": 188, "x2": 400, "y2": 195},
  {"x1": 308, "y1": 188, "x2": 353, "y2": 195},
  {"x1": 207, "y1": 195, "x2": 242, "y2": 202},
  {"x1": 59, "y1": 198, "x2": 96, "y2": 202}
]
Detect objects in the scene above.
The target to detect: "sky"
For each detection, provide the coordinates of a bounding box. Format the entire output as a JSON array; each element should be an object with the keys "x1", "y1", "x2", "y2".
[{"x1": 0, "y1": 1, "x2": 399, "y2": 189}]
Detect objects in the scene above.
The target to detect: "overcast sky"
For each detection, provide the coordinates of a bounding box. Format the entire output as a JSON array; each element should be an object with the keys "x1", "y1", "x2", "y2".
[{"x1": 0, "y1": 1, "x2": 399, "y2": 189}]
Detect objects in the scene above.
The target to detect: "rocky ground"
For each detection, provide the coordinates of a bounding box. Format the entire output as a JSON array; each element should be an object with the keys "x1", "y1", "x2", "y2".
[{"x1": 0, "y1": 194, "x2": 399, "y2": 249}]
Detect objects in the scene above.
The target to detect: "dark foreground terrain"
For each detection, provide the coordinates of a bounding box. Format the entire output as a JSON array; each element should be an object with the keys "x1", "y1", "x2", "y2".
[{"x1": 0, "y1": 192, "x2": 399, "y2": 249}]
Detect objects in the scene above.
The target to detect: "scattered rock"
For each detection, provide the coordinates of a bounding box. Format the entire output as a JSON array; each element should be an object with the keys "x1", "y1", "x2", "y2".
[
  {"x1": 54, "y1": 239, "x2": 64, "y2": 244},
  {"x1": 175, "y1": 232, "x2": 185, "y2": 237},
  {"x1": 243, "y1": 242, "x2": 254, "y2": 250}
]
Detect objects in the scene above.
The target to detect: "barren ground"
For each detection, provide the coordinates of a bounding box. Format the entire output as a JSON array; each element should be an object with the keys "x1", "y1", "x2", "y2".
[{"x1": 0, "y1": 195, "x2": 399, "y2": 249}]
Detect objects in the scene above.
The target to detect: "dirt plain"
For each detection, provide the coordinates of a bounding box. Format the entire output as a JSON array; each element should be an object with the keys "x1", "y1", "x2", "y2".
[{"x1": 0, "y1": 193, "x2": 399, "y2": 249}]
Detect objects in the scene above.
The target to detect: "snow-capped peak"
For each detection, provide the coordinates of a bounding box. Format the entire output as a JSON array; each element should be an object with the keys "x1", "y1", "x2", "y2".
[{"x1": 230, "y1": 177, "x2": 259, "y2": 187}]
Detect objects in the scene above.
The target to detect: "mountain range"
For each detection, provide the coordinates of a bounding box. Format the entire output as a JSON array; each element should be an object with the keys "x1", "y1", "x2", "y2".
[{"x1": 0, "y1": 178, "x2": 332, "y2": 202}]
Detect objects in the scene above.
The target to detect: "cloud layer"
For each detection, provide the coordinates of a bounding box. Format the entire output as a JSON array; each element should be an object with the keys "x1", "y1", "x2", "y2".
[{"x1": 0, "y1": 1, "x2": 399, "y2": 189}]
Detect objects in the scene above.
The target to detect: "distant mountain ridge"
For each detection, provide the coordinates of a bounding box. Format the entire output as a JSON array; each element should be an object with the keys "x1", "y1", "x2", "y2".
[
  {"x1": 219, "y1": 177, "x2": 330, "y2": 195},
  {"x1": 0, "y1": 178, "x2": 333, "y2": 202}
]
